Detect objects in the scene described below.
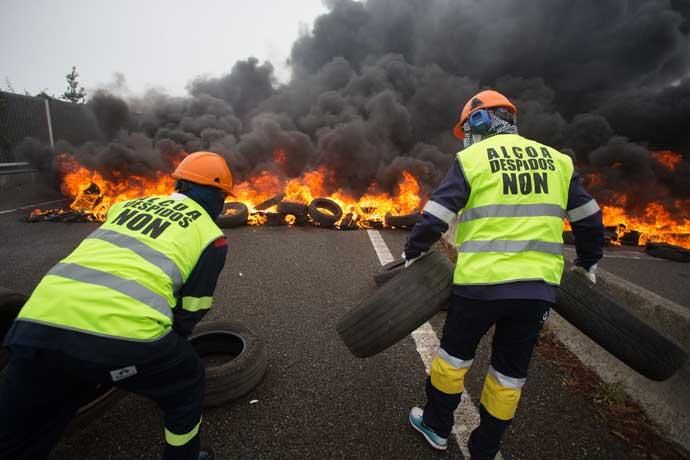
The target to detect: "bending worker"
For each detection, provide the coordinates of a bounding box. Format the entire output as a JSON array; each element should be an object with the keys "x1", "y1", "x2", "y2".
[
  {"x1": 406, "y1": 90, "x2": 604, "y2": 458},
  {"x1": 0, "y1": 151, "x2": 233, "y2": 460}
]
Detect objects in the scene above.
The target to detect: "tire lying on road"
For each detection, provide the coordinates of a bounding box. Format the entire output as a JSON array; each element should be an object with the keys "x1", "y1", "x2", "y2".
[
  {"x1": 308, "y1": 198, "x2": 343, "y2": 228},
  {"x1": 0, "y1": 288, "x2": 125, "y2": 433},
  {"x1": 189, "y1": 320, "x2": 267, "y2": 408},
  {"x1": 555, "y1": 270, "x2": 688, "y2": 381},
  {"x1": 277, "y1": 201, "x2": 309, "y2": 226},
  {"x1": 216, "y1": 202, "x2": 249, "y2": 228},
  {"x1": 645, "y1": 242, "x2": 690, "y2": 263},
  {"x1": 336, "y1": 251, "x2": 453, "y2": 358},
  {"x1": 384, "y1": 213, "x2": 420, "y2": 229}
]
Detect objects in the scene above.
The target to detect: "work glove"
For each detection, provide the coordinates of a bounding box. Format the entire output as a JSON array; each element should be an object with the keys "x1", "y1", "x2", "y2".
[
  {"x1": 402, "y1": 251, "x2": 426, "y2": 268},
  {"x1": 571, "y1": 263, "x2": 598, "y2": 284}
]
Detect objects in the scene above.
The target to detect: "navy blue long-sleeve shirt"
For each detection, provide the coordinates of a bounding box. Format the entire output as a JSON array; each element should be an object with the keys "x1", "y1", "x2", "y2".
[
  {"x1": 173, "y1": 237, "x2": 228, "y2": 337},
  {"x1": 405, "y1": 145, "x2": 604, "y2": 303}
]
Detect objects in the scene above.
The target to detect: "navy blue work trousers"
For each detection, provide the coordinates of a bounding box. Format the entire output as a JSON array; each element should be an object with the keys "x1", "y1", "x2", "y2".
[
  {"x1": 0, "y1": 335, "x2": 204, "y2": 460},
  {"x1": 423, "y1": 295, "x2": 551, "y2": 459}
]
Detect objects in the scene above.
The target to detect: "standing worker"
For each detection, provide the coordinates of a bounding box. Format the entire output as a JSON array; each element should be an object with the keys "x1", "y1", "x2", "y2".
[
  {"x1": 0, "y1": 151, "x2": 234, "y2": 460},
  {"x1": 405, "y1": 91, "x2": 604, "y2": 458}
]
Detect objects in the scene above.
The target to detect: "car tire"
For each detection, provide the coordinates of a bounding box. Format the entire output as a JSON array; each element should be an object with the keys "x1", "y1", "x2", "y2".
[
  {"x1": 384, "y1": 213, "x2": 420, "y2": 229},
  {"x1": 277, "y1": 202, "x2": 309, "y2": 226},
  {"x1": 373, "y1": 258, "x2": 406, "y2": 287},
  {"x1": 189, "y1": 320, "x2": 267, "y2": 408},
  {"x1": 555, "y1": 270, "x2": 688, "y2": 381},
  {"x1": 217, "y1": 202, "x2": 249, "y2": 228},
  {"x1": 254, "y1": 194, "x2": 285, "y2": 211},
  {"x1": 336, "y1": 251, "x2": 453, "y2": 358},
  {"x1": 645, "y1": 242, "x2": 690, "y2": 263},
  {"x1": 308, "y1": 198, "x2": 343, "y2": 228}
]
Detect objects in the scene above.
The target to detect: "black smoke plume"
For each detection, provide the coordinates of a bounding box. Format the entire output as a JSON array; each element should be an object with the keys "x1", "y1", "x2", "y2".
[{"x1": 16, "y1": 0, "x2": 690, "y2": 213}]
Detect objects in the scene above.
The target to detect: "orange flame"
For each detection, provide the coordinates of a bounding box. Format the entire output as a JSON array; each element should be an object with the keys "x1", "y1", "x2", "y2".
[
  {"x1": 31, "y1": 150, "x2": 690, "y2": 248},
  {"x1": 31, "y1": 153, "x2": 182, "y2": 220},
  {"x1": 652, "y1": 150, "x2": 683, "y2": 171}
]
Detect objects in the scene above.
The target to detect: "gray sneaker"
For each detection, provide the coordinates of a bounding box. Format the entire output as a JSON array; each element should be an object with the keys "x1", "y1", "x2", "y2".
[{"x1": 409, "y1": 407, "x2": 448, "y2": 450}]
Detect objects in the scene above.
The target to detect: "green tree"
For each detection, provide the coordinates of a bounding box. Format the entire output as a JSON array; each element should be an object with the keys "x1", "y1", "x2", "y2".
[{"x1": 62, "y1": 66, "x2": 86, "y2": 103}]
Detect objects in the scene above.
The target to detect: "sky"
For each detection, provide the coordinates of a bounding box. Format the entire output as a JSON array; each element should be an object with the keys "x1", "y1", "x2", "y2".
[{"x1": 0, "y1": 0, "x2": 329, "y2": 98}]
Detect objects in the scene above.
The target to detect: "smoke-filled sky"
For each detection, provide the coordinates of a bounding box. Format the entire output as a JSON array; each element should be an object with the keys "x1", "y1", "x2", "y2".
[
  {"x1": 9, "y1": 0, "x2": 690, "y2": 217},
  {"x1": 1, "y1": 0, "x2": 327, "y2": 96}
]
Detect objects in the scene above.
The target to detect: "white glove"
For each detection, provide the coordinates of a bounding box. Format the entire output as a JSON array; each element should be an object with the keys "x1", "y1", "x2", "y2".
[
  {"x1": 571, "y1": 263, "x2": 598, "y2": 284},
  {"x1": 402, "y1": 251, "x2": 426, "y2": 268}
]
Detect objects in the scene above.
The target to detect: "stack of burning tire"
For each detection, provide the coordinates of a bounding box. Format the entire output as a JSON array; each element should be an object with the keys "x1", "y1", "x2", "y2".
[{"x1": 217, "y1": 194, "x2": 420, "y2": 230}]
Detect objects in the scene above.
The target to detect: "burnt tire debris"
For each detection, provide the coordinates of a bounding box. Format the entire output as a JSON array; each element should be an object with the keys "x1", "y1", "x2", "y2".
[
  {"x1": 254, "y1": 194, "x2": 286, "y2": 211},
  {"x1": 217, "y1": 202, "x2": 249, "y2": 228},
  {"x1": 189, "y1": 319, "x2": 267, "y2": 408},
  {"x1": 0, "y1": 288, "x2": 125, "y2": 432},
  {"x1": 384, "y1": 212, "x2": 420, "y2": 229},
  {"x1": 645, "y1": 242, "x2": 690, "y2": 263},
  {"x1": 308, "y1": 198, "x2": 343, "y2": 228},
  {"x1": 276, "y1": 201, "x2": 309, "y2": 226},
  {"x1": 555, "y1": 270, "x2": 688, "y2": 381},
  {"x1": 336, "y1": 251, "x2": 453, "y2": 358},
  {"x1": 265, "y1": 212, "x2": 288, "y2": 226}
]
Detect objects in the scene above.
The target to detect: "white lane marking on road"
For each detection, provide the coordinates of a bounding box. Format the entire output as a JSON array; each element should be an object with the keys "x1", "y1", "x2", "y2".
[
  {"x1": 366, "y1": 230, "x2": 500, "y2": 459},
  {"x1": 366, "y1": 229, "x2": 396, "y2": 265},
  {"x1": 0, "y1": 199, "x2": 66, "y2": 215}
]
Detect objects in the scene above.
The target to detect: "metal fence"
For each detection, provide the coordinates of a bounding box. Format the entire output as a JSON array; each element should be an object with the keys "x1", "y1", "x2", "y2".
[{"x1": 0, "y1": 91, "x2": 102, "y2": 163}]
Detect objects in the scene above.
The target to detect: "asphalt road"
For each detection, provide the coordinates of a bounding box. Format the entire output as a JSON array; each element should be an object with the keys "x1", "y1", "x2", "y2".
[{"x1": 0, "y1": 189, "x2": 688, "y2": 459}]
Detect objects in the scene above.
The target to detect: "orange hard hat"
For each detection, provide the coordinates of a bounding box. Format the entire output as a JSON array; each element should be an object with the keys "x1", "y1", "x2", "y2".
[
  {"x1": 453, "y1": 90, "x2": 517, "y2": 140},
  {"x1": 172, "y1": 151, "x2": 234, "y2": 195}
]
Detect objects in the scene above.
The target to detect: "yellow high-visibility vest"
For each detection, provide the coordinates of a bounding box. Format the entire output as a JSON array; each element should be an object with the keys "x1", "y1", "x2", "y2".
[
  {"x1": 17, "y1": 193, "x2": 223, "y2": 341},
  {"x1": 454, "y1": 134, "x2": 574, "y2": 286}
]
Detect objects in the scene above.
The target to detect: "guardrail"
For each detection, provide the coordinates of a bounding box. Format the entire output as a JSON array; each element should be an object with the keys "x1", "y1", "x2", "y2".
[{"x1": 0, "y1": 162, "x2": 38, "y2": 176}]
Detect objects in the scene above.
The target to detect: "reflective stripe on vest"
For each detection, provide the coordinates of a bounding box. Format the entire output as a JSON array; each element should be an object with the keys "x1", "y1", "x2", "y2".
[
  {"x1": 453, "y1": 134, "x2": 574, "y2": 286},
  {"x1": 88, "y1": 229, "x2": 184, "y2": 291},
  {"x1": 48, "y1": 262, "x2": 173, "y2": 320},
  {"x1": 458, "y1": 240, "x2": 564, "y2": 256},
  {"x1": 459, "y1": 203, "x2": 564, "y2": 223}
]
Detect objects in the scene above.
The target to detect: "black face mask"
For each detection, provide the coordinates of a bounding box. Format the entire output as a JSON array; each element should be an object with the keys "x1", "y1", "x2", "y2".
[{"x1": 183, "y1": 183, "x2": 226, "y2": 219}]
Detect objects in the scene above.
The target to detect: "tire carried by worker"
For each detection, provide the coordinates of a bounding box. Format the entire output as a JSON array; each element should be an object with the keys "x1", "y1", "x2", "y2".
[
  {"x1": 308, "y1": 198, "x2": 343, "y2": 228},
  {"x1": 189, "y1": 320, "x2": 267, "y2": 408},
  {"x1": 216, "y1": 202, "x2": 249, "y2": 228},
  {"x1": 555, "y1": 270, "x2": 688, "y2": 380},
  {"x1": 336, "y1": 251, "x2": 453, "y2": 358},
  {"x1": 373, "y1": 259, "x2": 406, "y2": 287}
]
